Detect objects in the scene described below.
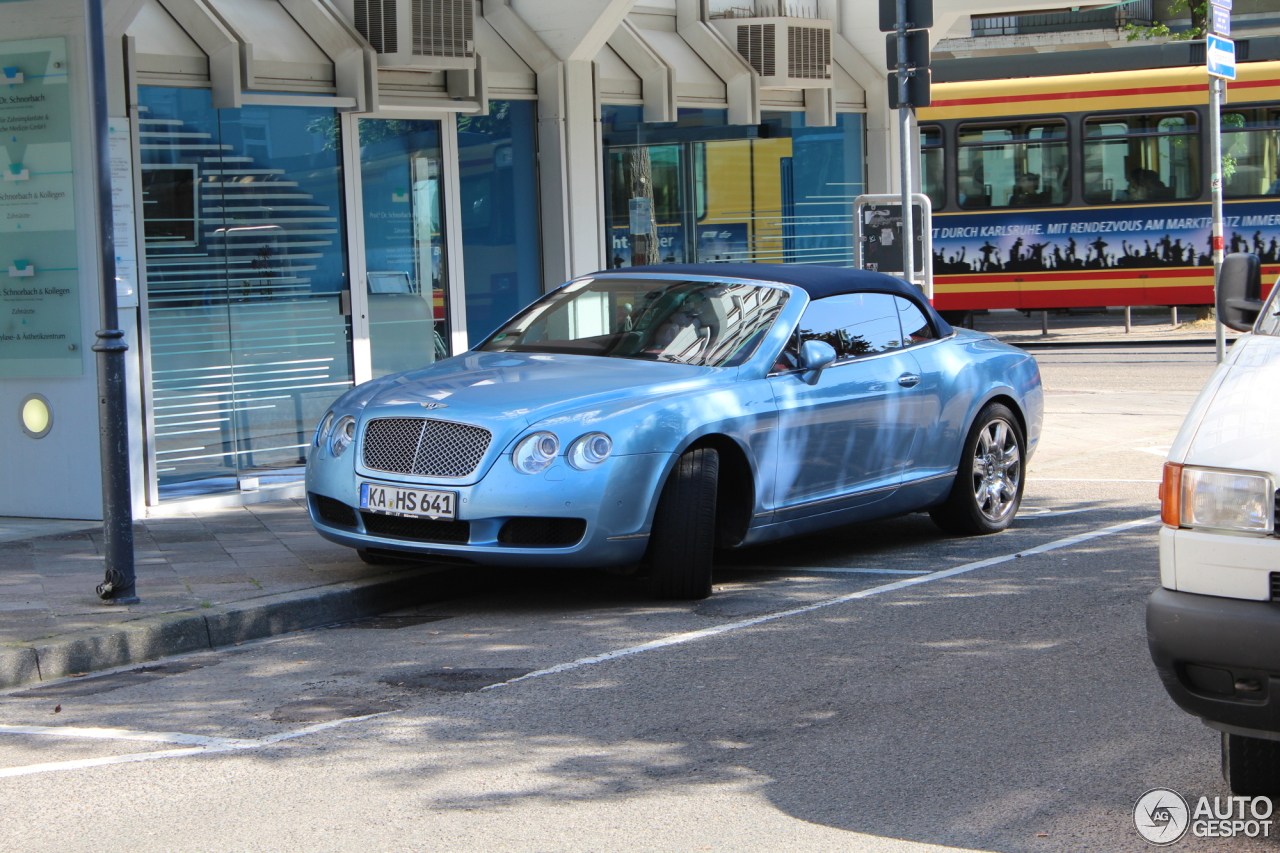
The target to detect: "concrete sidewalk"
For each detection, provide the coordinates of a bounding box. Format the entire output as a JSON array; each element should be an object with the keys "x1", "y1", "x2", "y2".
[{"x1": 0, "y1": 499, "x2": 451, "y2": 689}]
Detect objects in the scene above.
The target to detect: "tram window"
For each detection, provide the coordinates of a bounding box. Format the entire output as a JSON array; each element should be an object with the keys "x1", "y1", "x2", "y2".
[
  {"x1": 1222, "y1": 110, "x2": 1280, "y2": 198},
  {"x1": 1083, "y1": 113, "x2": 1199, "y2": 204},
  {"x1": 956, "y1": 121, "x2": 1068, "y2": 209},
  {"x1": 920, "y1": 125, "x2": 945, "y2": 209}
]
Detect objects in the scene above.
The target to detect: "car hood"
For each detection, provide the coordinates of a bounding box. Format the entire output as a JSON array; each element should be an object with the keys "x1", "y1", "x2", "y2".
[
  {"x1": 358, "y1": 352, "x2": 725, "y2": 479},
  {"x1": 1180, "y1": 335, "x2": 1280, "y2": 477}
]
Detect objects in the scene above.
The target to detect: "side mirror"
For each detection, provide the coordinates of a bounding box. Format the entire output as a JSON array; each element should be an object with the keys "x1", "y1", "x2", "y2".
[
  {"x1": 799, "y1": 340, "x2": 837, "y2": 383},
  {"x1": 1218, "y1": 253, "x2": 1263, "y2": 333}
]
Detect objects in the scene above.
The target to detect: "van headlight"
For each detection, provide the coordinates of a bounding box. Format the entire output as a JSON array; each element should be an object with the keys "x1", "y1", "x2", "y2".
[
  {"x1": 566, "y1": 432, "x2": 612, "y2": 470},
  {"x1": 512, "y1": 431, "x2": 559, "y2": 474},
  {"x1": 330, "y1": 415, "x2": 357, "y2": 458},
  {"x1": 1164, "y1": 463, "x2": 1273, "y2": 533}
]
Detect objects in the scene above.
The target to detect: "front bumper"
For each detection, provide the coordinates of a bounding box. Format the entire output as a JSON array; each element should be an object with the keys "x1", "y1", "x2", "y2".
[
  {"x1": 1147, "y1": 586, "x2": 1280, "y2": 737},
  {"x1": 305, "y1": 451, "x2": 674, "y2": 568}
]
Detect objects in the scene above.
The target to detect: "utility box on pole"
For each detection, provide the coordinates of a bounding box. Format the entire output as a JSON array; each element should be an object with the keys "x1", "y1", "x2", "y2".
[{"x1": 854, "y1": 193, "x2": 933, "y2": 299}]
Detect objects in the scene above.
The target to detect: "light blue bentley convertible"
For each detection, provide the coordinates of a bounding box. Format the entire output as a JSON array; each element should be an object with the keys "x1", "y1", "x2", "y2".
[{"x1": 307, "y1": 264, "x2": 1043, "y2": 599}]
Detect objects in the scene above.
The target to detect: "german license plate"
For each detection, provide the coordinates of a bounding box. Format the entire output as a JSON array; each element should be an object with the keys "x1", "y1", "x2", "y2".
[{"x1": 359, "y1": 483, "x2": 457, "y2": 520}]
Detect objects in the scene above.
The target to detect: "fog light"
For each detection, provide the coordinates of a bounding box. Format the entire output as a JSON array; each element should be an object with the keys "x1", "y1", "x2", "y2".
[{"x1": 19, "y1": 394, "x2": 51, "y2": 438}]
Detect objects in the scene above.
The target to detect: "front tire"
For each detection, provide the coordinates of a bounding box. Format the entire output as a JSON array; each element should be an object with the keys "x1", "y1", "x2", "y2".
[
  {"x1": 930, "y1": 403, "x2": 1025, "y2": 535},
  {"x1": 648, "y1": 447, "x2": 719, "y2": 600},
  {"x1": 1222, "y1": 732, "x2": 1280, "y2": 796}
]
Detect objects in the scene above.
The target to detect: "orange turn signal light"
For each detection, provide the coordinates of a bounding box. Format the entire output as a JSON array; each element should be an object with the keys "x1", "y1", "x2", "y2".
[{"x1": 1160, "y1": 462, "x2": 1183, "y2": 527}]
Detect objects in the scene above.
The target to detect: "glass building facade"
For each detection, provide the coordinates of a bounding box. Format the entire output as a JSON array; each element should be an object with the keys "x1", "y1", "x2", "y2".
[
  {"x1": 137, "y1": 92, "x2": 542, "y2": 499},
  {"x1": 138, "y1": 88, "x2": 354, "y2": 498},
  {"x1": 602, "y1": 107, "x2": 865, "y2": 269}
]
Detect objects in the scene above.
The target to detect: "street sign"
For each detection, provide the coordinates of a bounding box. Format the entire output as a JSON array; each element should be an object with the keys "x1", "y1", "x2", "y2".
[
  {"x1": 1207, "y1": 34, "x2": 1237, "y2": 80},
  {"x1": 1210, "y1": 3, "x2": 1231, "y2": 36},
  {"x1": 888, "y1": 69, "x2": 931, "y2": 108},
  {"x1": 885, "y1": 30, "x2": 930, "y2": 70}
]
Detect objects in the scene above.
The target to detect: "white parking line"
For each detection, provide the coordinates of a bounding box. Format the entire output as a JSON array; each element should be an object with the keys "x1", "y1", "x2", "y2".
[
  {"x1": 486, "y1": 514, "x2": 1161, "y2": 690},
  {"x1": 1031, "y1": 478, "x2": 1160, "y2": 483},
  {"x1": 1018, "y1": 506, "x2": 1099, "y2": 518},
  {"x1": 0, "y1": 724, "x2": 252, "y2": 747},
  {"x1": 0, "y1": 714, "x2": 392, "y2": 779},
  {"x1": 726, "y1": 566, "x2": 929, "y2": 576}
]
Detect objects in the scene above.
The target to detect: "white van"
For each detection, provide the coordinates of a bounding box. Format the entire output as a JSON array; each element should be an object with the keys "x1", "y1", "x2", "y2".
[{"x1": 1148, "y1": 253, "x2": 1280, "y2": 796}]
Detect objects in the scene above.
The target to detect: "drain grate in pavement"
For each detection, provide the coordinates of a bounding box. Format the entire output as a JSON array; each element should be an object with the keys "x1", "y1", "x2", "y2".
[
  {"x1": 333, "y1": 615, "x2": 453, "y2": 630},
  {"x1": 270, "y1": 696, "x2": 401, "y2": 723},
  {"x1": 380, "y1": 668, "x2": 532, "y2": 693},
  {"x1": 16, "y1": 657, "x2": 223, "y2": 699}
]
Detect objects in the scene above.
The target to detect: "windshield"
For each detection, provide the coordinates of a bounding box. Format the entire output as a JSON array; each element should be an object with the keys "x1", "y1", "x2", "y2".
[
  {"x1": 477, "y1": 277, "x2": 789, "y2": 367},
  {"x1": 1256, "y1": 280, "x2": 1280, "y2": 336}
]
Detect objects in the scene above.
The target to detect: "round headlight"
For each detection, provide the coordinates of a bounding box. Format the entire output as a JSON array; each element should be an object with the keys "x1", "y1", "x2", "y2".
[
  {"x1": 314, "y1": 412, "x2": 334, "y2": 448},
  {"x1": 330, "y1": 415, "x2": 357, "y2": 457},
  {"x1": 567, "y1": 432, "x2": 612, "y2": 470},
  {"x1": 512, "y1": 431, "x2": 559, "y2": 474}
]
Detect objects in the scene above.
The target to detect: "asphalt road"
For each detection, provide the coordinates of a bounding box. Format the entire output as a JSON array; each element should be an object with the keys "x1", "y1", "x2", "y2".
[{"x1": 1, "y1": 344, "x2": 1256, "y2": 853}]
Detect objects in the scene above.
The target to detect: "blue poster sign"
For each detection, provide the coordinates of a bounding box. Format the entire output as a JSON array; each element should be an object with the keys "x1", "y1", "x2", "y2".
[{"x1": 1211, "y1": 3, "x2": 1232, "y2": 36}]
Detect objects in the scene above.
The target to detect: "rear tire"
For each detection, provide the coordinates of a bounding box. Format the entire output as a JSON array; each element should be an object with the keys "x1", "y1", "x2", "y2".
[
  {"x1": 1222, "y1": 732, "x2": 1280, "y2": 796},
  {"x1": 648, "y1": 447, "x2": 719, "y2": 600},
  {"x1": 930, "y1": 403, "x2": 1025, "y2": 535}
]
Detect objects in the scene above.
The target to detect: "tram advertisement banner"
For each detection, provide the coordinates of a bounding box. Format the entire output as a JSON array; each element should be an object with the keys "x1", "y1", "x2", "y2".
[{"x1": 930, "y1": 201, "x2": 1280, "y2": 309}]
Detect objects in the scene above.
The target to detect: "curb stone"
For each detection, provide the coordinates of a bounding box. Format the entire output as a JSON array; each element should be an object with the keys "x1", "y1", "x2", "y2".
[{"x1": 0, "y1": 565, "x2": 451, "y2": 689}]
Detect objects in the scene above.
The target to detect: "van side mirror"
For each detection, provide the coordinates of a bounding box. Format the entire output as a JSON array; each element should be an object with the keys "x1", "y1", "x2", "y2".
[
  {"x1": 1217, "y1": 253, "x2": 1263, "y2": 333},
  {"x1": 799, "y1": 340, "x2": 837, "y2": 383}
]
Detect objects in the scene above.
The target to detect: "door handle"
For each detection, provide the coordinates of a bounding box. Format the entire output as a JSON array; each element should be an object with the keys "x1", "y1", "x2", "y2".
[
  {"x1": 898, "y1": 373, "x2": 921, "y2": 388},
  {"x1": 339, "y1": 289, "x2": 351, "y2": 317}
]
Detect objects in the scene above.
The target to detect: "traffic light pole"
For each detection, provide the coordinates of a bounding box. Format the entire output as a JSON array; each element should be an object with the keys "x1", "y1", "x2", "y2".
[
  {"x1": 86, "y1": 0, "x2": 138, "y2": 604},
  {"x1": 896, "y1": 0, "x2": 914, "y2": 288}
]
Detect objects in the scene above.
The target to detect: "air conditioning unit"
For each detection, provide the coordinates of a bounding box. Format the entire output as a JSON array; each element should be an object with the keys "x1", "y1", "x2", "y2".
[
  {"x1": 334, "y1": 0, "x2": 475, "y2": 70},
  {"x1": 709, "y1": 16, "x2": 833, "y2": 88}
]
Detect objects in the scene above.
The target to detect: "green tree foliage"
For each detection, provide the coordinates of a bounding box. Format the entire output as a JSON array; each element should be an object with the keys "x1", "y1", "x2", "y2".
[{"x1": 1124, "y1": 0, "x2": 1209, "y2": 40}]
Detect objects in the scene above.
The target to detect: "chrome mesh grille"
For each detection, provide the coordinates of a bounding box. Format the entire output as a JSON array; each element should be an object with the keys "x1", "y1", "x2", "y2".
[{"x1": 362, "y1": 417, "x2": 492, "y2": 477}]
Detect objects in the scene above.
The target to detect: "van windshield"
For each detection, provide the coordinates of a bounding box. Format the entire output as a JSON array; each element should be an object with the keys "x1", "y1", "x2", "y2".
[
  {"x1": 477, "y1": 277, "x2": 789, "y2": 367},
  {"x1": 1257, "y1": 283, "x2": 1280, "y2": 336}
]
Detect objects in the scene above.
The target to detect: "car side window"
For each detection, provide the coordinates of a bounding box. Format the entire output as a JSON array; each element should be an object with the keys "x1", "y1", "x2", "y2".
[
  {"x1": 895, "y1": 296, "x2": 937, "y2": 346},
  {"x1": 797, "y1": 292, "x2": 903, "y2": 362}
]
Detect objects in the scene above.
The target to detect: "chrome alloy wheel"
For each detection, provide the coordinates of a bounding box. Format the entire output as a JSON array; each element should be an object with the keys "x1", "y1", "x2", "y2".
[{"x1": 971, "y1": 417, "x2": 1021, "y2": 524}]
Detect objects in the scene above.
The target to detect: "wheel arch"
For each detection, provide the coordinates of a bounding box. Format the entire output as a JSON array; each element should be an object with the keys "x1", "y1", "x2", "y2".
[
  {"x1": 680, "y1": 433, "x2": 756, "y2": 549},
  {"x1": 979, "y1": 391, "x2": 1028, "y2": 441}
]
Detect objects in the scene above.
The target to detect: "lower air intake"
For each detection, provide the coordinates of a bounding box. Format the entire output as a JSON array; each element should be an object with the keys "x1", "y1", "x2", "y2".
[
  {"x1": 498, "y1": 517, "x2": 587, "y2": 547},
  {"x1": 311, "y1": 493, "x2": 357, "y2": 528}
]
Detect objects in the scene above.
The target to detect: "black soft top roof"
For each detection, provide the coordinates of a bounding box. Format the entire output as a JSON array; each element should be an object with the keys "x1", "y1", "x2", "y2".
[{"x1": 608, "y1": 263, "x2": 953, "y2": 335}]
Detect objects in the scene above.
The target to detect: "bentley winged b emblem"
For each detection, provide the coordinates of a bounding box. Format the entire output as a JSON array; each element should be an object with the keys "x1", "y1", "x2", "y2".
[{"x1": 420, "y1": 402, "x2": 449, "y2": 410}]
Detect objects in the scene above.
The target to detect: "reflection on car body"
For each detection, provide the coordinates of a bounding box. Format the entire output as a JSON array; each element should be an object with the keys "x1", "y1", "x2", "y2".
[{"x1": 306, "y1": 264, "x2": 1044, "y2": 599}]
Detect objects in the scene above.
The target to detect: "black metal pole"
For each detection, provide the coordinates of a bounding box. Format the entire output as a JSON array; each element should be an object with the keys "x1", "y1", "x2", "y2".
[
  {"x1": 85, "y1": 0, "x2": 138, "y2": 604},
  {"x1": 896, "y1": 0, "x2": 915, "y2": 287}
]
